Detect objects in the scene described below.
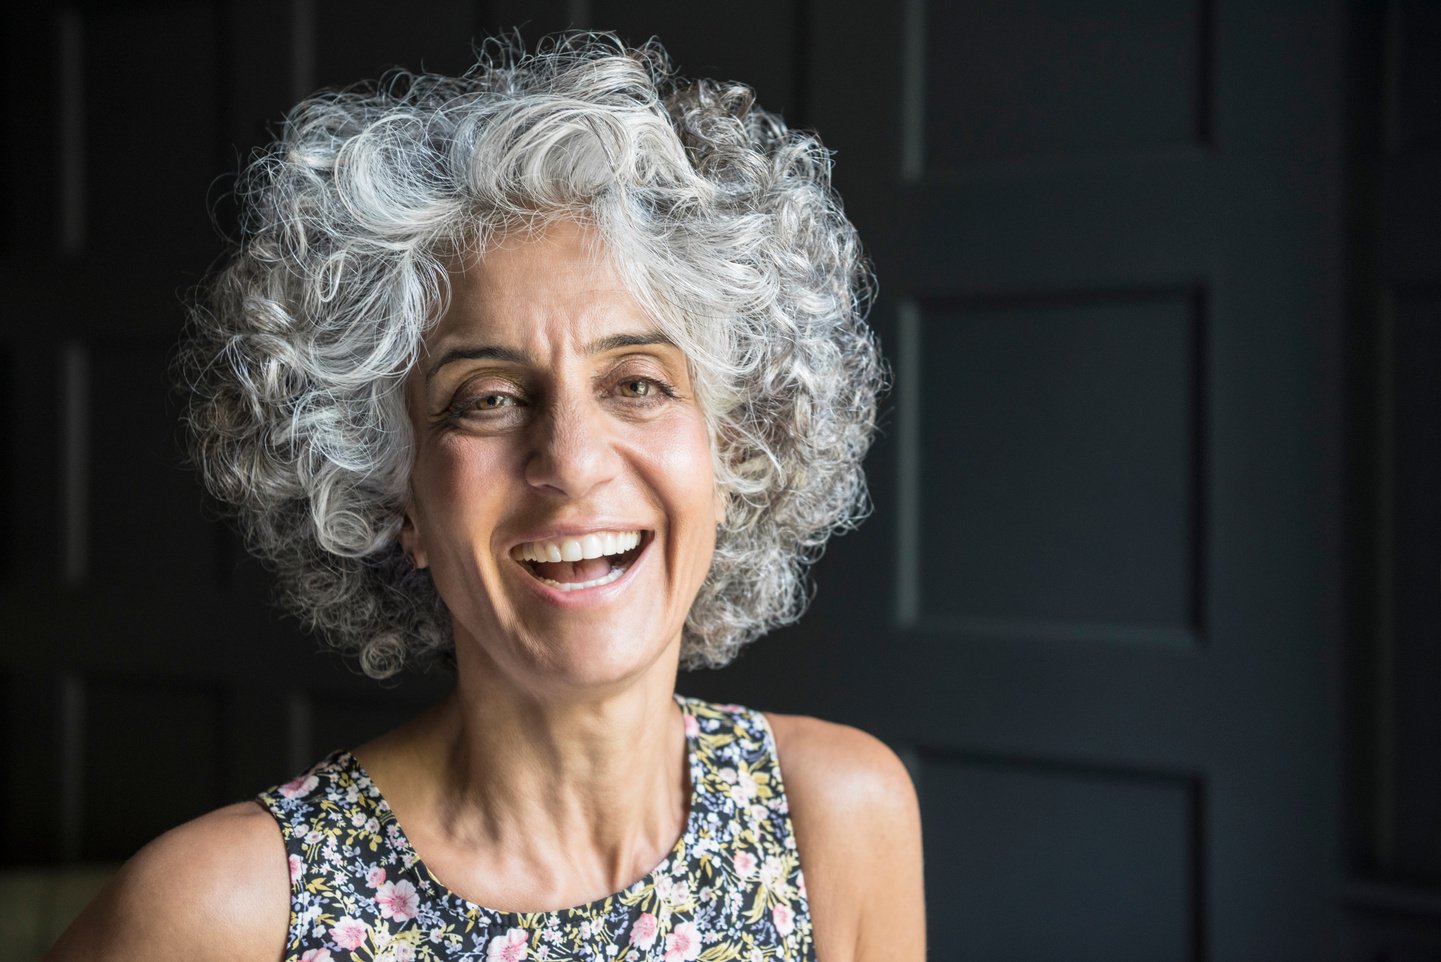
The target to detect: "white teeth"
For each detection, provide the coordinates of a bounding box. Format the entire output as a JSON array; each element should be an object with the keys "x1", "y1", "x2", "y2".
[
  {"x1": 511, "y1": 530, "x2": 642, "y2": 564},
  {"x1": 535, "y1": 565, "x2": 628, "y2": 592}
]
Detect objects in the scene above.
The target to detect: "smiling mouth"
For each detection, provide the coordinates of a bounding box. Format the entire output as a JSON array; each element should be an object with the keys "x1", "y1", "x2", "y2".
[{"x1": 510, "y1": 530, "x2": 647, "y2": 592}]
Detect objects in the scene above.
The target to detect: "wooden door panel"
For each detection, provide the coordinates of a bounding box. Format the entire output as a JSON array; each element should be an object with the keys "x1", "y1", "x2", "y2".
[
  {"x1": 774, "y1": 0, "x2": 1341, "y2": 957},
  {"x1": 921, "y1": 752, "x2": 1200, "y2": 960},
  {"x1": 903, "y1": 292, "x2": 1202, "y2": 636}
]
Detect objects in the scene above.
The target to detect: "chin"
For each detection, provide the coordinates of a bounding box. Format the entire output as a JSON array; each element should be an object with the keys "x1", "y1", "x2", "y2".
[{"x1": 454, "y1": 614, "x2": 683, "y2": 698}]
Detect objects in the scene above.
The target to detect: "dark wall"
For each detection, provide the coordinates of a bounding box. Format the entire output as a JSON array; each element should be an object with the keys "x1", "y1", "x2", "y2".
[{"x1": 0, "y1": 1, "x2": 1436, "y2": 959}]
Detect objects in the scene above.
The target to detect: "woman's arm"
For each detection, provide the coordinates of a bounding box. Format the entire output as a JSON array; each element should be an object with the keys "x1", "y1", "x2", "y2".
[
  {"x1": 769, "y1": 713, "x2": 927, "y2": 962},
  {"x1": 45, "y1": 801, "x2": 291, "y2": 962}
]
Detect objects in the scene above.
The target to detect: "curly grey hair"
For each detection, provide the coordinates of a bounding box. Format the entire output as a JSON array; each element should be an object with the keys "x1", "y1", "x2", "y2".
[{"x1": 181, "y1": 33, "x2": 883, "y2": 679}]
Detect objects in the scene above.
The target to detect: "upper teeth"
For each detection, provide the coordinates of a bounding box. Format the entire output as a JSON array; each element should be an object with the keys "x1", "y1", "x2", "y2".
[{"x1": 511, "y1": 531, "x2": 642, "y2": 563}]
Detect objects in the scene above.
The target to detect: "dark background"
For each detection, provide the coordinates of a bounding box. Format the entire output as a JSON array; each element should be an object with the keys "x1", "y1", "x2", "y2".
[{"x1": 1, "y1": 0, "x2": 1438, "y2": 959}]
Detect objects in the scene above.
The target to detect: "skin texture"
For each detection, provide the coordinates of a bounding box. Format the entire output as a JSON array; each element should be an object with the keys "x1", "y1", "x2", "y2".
[{"x1": 46, "y1": 221, "x2": 924, "y2": 961}]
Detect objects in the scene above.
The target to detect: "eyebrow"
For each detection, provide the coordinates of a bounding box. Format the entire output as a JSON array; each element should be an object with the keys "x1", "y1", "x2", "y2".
[{"x1": 424, "y1": 331, "x2": 677, "y2": 382}]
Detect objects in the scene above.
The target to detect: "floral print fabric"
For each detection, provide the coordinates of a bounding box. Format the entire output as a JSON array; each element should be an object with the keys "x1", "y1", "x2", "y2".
[{"x1": 259, "y1": 697, "x2": 816, "y2": 961}]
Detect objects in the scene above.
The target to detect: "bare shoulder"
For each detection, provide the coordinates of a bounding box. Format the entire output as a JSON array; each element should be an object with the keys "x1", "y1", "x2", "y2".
[
  {"x1": 765, "y1": 713, "x2": 925, "y2": 962},
  {"x1": 46, "y1": 801, "x2": 289, "y2": 962},
  {"x1": 765, "y1": 713, "x2": 918, "y2": 816}
]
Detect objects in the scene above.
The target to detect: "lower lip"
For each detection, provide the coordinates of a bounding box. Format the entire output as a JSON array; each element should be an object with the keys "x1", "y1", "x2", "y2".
[{"x1": 513, "y1": 537, "x2": 650, "y2": 605}]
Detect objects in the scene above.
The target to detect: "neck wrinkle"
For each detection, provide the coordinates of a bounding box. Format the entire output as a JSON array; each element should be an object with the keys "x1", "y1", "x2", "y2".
[{"x1": 432, "y1": 673, "x2": 691, "y2": 897}]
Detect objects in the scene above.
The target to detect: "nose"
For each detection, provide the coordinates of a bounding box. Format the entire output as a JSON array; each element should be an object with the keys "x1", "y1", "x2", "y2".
[{"x1": 523, "y1": 398, "x2": 622, "y2": 498}]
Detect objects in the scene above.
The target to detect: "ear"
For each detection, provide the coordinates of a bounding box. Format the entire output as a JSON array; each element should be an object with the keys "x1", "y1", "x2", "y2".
[
  {"x1": 713, "y1": 485, "x2": 728, "y2": 528},
  {"x1": 400, "y1": 509, "x2": 429, "y2": 570}
]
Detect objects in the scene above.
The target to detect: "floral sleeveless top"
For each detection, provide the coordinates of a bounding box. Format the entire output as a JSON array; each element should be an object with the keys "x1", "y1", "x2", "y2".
[{"x1": 258, "y1": 697, "x2": 816, "y2": 962}]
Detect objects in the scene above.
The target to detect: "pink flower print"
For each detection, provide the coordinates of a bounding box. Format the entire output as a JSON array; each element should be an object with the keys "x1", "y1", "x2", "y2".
[
  {"x1": 733, "y1": 850, "x2": 757, "y2": 879},
  {"x1": 486, "y1": 928, "x2": 529, "y2": 962},
  {"x1": 773, "y1": 902, "x2": 795, "y2": 937},
  {"x1": 300, "y1": 951, "x2": 332, "y2": 962},
  {"x1": 375, "y1": 879, "x2": 420, "y2": 922},
  {"x1": 288, "y1": 853, "x2": 304, "y2": 883},
  {"x1": 330, "y1": 916, "x2": 367, "y2": 951},
  {"x1": 630, "y1": 912, "x2": 658, "y2": 949},
  {"x1": 759, "y1": 856, "x2": 784, "y2": 889},
  {"x1": 392, "y1": 946, "x2": 415, "y2": 962},
  {"x1": 279, "y1": 773, "x2": 319, "y2": 799},
  {"x1": 663, "y1": 921, "x2": 702, "y2": 962},
  {"x1": 683, "y1": 713, "x2": 699, "y2": 738},
  {"x1": 366, "y1": 865, "x2": 387, "y2": 888}
]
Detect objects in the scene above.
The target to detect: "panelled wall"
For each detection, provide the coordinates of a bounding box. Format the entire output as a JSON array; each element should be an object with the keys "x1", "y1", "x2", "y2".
[
  {"x1": 1342, "y1": 0, "x2": 1441, "y2": 956},
  {"x1": 834, "y1": 1, "x2": 1338, "y2": 958},
  {"x1": 0, "y1": 0, "x2": 493, "y2": 869},
  {"x1": 0, "y1": 1, "x2": 1434, "y2": 959}
]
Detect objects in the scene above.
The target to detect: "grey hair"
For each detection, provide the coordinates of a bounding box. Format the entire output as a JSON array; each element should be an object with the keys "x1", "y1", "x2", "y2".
[{"x1": 181, "y1": 33, "x2": 883, "y2": 678}]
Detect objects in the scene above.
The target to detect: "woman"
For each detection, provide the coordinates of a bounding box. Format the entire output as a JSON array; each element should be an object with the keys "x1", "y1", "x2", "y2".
[{"x1": 50, "y1": 34, "x2": 923, "y2": 961}]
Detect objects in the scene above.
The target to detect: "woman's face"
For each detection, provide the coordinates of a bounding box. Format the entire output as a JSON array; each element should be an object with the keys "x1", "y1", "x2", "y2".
[{"x1": 402, "y1": 220, "x2": 722, "y2": 695}]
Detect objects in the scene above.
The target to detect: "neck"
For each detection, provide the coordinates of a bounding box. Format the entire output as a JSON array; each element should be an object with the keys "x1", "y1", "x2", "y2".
[{"x1": 393, "y1": 643, "x2": 690, "y2": 907}]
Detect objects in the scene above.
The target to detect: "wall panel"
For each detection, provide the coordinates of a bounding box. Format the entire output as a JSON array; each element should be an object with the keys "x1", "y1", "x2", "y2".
[
  {"x1": 920, "y1": 751, "x2": 1201, "y2": 960},
  {"x1": 904, "y1": 291, "x2": 1202, "y2": 642},
  {"x1": 1394, "y1": 0, "x2": 1441, "y2": 152},
  {"x1": 920, "y1": 0, "x2": 1209, "y2": 170},
  {"x1": 1388, "y1": 292, "x2": 1441, "y2": 883}
]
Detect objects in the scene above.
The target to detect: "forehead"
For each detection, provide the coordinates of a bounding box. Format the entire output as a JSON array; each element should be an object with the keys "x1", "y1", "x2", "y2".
[{"x1": 434, "y1": 220, "x2": 643, "y2": 346}]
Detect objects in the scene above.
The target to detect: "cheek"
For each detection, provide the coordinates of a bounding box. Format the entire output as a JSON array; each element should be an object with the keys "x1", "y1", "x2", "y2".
[
  {"x1": 410, "y1": 435, "x2": 509, "y2": 542},
  {"x1": 644, "y1": 414, "x2": 722, "y2": 532}
]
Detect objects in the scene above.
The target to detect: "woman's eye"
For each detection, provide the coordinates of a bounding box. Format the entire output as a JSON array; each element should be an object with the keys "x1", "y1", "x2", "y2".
[
  {"x1": 474, "y1": 394, "x2": 512, "y2": 408},
  {"x1": 447, "y1": 392, "x2": 518, "y2": 420},
  {"x1": 618, "y1": 379, "x2": 653, "y2": 398}
]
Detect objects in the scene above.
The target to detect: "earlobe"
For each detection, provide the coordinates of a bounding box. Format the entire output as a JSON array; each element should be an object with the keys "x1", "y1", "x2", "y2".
[
  {"x1": 400, "y1": 511, "x2": 428, "y2": 570},
  {"x1": 713, "y1": 486, "x2": 728, "y2": 528}
]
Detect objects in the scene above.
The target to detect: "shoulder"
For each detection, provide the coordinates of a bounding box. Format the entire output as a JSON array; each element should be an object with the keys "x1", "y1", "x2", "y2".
[
  {"x1": 764, "y1": 713, "x2": 917, "y2": 815},
  {"x1": 46, "y1": 801, "x2": 289, "y2": 962},
  {"x1": 764, "y1": 713, "x2": 926, "y2": 962}
]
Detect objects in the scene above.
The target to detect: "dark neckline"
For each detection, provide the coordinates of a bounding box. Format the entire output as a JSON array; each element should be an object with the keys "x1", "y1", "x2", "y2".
[{"x1": 339, "y1": 693, "x2": 706, "y2": 922}]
